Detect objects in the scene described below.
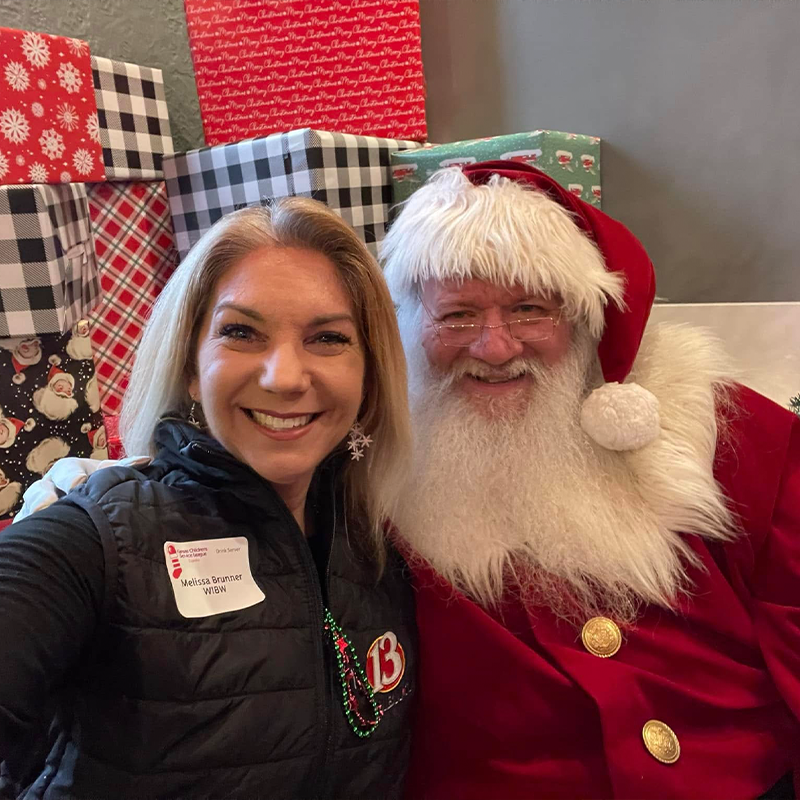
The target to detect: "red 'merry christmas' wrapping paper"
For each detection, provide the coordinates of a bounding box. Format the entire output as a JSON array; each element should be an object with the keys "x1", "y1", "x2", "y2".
[
  {"x1": 184, "y1": 0, "x2": 427, "y2": 146},
  {"x1": 0, "y1": 27, "x2": 104, "y2": 184}
]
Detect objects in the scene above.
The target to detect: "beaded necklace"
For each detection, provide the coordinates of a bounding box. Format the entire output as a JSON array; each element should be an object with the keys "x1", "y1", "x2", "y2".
[
  {"x1": 323, "y1": 608, "x2": 383, "y2": 738},
  {"x1": 320, "y1": 489, "x2": 410, "y2": 737}
]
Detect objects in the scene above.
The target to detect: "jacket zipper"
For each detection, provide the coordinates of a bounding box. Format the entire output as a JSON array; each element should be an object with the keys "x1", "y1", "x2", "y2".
[
  {"x1": 316, "y1": 480, "x2": 340, "y2": 798},
  {"x1": 262, "y1": 474, "x2": 334, "y2": 800}
]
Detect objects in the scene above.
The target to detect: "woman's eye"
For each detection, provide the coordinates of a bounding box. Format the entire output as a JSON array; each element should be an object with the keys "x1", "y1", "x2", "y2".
[
  {"x1": 219, "y1": 324, "x2": 255, "y2": 341},
  {"x1": 307, "y1": 332, "x2": 353, "y2": 354},
  {"x1": 314, "y1": 332, "x2": 352, "y2": 346}
]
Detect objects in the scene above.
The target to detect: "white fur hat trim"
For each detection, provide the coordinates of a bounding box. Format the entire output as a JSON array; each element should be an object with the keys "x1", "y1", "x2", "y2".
[{"x1": 580, "y1": 382, "x2": 661, "y2": 451}]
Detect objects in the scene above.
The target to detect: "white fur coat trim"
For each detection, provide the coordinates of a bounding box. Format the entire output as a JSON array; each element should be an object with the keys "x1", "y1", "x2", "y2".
[{"x1": 621, "y1": 321, "x2": 738, "y2": 542}]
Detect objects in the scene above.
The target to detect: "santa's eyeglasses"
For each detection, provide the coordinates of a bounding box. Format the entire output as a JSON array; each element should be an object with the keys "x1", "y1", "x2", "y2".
[{"x1": 420, "y1": 300, "x2": 563, "y2": 348}]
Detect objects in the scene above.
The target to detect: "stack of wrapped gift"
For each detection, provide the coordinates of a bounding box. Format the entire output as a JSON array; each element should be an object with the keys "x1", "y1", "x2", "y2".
[
  {"x1": 390, "y1": 130, "x2": 603, "y2": 208},
  {"x1": 0, "y1": 27, "x2": 105, "y2": 521},
  {"x1": 164, "y1": 128, "x2": 423, "y2": 260},
  {"x1": 0, "y1": 26, "x2": 177, "y2": 520},
  {"x1": 87, "y1": 52, "x2": 177, "y2": 415}
]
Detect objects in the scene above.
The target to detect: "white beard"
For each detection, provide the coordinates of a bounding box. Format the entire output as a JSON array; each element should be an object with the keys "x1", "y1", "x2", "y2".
[
  {"x1": 395, "y1": 327, "x2": 715, "y2": 624},
  {"x1": 85, "y1": 374, "x2": 100, "y2": 413},
  {"x1": 66, "y1": 333, "x2": 93, "y2": 361},
  {"x1": 0, "y1": 482, "x2": 21, "y2": 516},
  {"x1": 33, "y1": 387, "x2": 78, "y2": 421},
  {"x1": 25, "y1": 437, "x2": 70, "y2": 476}
]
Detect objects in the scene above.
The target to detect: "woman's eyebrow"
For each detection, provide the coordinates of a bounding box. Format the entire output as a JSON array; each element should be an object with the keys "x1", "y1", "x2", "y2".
[
  {"x1": 310, "y1": 313, "x2": 356, "y2": 326},
  {"x1": 215, "y1": 302, "x2": 265, "y2": 322}
]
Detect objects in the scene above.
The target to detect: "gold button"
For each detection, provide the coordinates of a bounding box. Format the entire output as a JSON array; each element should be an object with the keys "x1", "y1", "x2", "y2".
[
  {"x1": 581, "y1": 616, "x2": 622, "y2": 657},
  {"x1": 642, "y1": 720, "x2": 680, "y2": 764}
]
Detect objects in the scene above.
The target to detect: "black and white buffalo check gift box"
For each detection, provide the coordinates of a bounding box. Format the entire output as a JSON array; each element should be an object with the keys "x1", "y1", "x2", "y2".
[
  {"x1": 92, "y1": 56, "x2": 175, "y2": 181},
  {"x1": 163, "y1": 128, "x2": 422, "y2": 260},
  {"x1": 0, "y1": 185, "x2": 101, "y2": 338}
]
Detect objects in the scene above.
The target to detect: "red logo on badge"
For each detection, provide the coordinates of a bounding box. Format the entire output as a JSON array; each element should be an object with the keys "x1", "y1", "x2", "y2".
[
  {"x1": 366, "y1": 632, "x2": 405, "y2": 693},
  {"x1": 167, "y1": 544, "x2": 182, "y2": 579}
]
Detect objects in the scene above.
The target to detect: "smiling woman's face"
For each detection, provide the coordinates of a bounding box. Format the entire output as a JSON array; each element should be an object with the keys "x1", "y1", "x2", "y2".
[{"x1": 188, "y1": 245, "x2": 365, "y2": 495}]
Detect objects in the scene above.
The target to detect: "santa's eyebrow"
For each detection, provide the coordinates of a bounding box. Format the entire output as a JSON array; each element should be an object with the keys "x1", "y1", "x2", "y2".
[{"x1": 436, "y1": 300, "x2": 483, "y2": 311}]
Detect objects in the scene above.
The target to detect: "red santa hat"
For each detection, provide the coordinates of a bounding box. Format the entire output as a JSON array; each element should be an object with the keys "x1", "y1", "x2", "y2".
[
  {"x1": 10, "y1": 358, "x2": 27, "y2": 384},
  {"x1": 0, "y1": 415, "x2": 35, "y2": 448},
  {"x1": 81, "y1": 423, "x2": 105, "y2": 449},
  {"x1": 383, "y1": 160, "x2": 660, "y2": 451}
]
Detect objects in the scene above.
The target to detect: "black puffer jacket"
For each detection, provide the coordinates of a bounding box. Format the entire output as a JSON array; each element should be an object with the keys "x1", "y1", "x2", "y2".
[{"x1": 0, "y1": 420, "x2": 417, "y2": 799}]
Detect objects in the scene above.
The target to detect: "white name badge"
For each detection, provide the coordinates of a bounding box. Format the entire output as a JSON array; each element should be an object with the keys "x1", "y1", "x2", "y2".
[{"x1": 163, "y1": 537, "x2": 265, "y2": 619}]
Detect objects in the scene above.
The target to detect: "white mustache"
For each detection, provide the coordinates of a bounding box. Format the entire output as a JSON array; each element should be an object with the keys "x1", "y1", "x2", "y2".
[{"x1": 447, "y1": 357, "x2": 548, "y2": 384}]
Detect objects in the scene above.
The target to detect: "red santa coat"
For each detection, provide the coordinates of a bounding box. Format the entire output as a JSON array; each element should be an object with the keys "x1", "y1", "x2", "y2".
[{"x1": 405, "y1": 386, "x2": 800, "y2": 799}]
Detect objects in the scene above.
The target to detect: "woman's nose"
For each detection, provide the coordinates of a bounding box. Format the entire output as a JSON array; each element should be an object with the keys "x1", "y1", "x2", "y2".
[{"x1": 259, "y1": 343, "x2": 311, "y2": 395}]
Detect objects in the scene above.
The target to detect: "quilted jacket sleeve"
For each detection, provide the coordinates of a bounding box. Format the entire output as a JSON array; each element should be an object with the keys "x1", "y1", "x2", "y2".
[{"x1": 0, "y1": 502, "x2": 104, "y2": 765}]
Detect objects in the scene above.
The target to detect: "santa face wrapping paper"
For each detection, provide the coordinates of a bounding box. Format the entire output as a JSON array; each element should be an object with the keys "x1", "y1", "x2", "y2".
[
  {"x1": 0, "y1": 183, "x2": 101, "y2": 338},
  {"x1": 87, "y1": 180, "x2": 176, "y2": 414},
  {"x1": 91, "y1": 56, "x2": 174, "y2": 181},
  {"x1": 0, "y1": 27, "x2": 105, "y2": 184},
  {"x1": 0, "y1": 324, "x2": 105, "y2": 521},
  {"x1": 391, "y1": 130, "x2": 603, "y2": 208},
  {"x1": 164, "y1": 128, "x2": 422, "y2": 259},
  {"x1": 184, "y1": 0, "x2": 427, "y2": 146}
]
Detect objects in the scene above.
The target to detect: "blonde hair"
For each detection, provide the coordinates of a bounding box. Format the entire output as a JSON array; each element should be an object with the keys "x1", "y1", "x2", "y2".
[
  {"x1": 381, "y1": 167, "x2": 625, "y2": 339},
  {"x1": 121, "y1": 199, "x2": 411, "y2": 557}
]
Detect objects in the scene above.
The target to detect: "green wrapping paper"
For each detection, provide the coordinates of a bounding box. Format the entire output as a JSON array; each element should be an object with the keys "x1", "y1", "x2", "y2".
[{"x1": 391, "y1": 129, "x2": 602, "y2": 208}]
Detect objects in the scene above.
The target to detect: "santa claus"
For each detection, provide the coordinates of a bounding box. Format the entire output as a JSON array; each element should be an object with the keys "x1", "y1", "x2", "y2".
[
  {"x1": 381, "y1": 162, "x2": 800, "y2": 800},
  {"x1": 33, "y1": 366, "x2": 78, "y2": 420},
  {"x1": 25, "y1": 437, "x2": 70, "y2": 476},
  {"x1": 65, "y1": 320, "x2": 93, "y2": 361},
  {"x1": 0, "y1": 468, "x2": 22, "y2": 517},
  {"x1": 0, "y1": 337, "x2": 42, "y2": 384},
  {"x1": 84, "y1": 424, "x2": 108, "y2": 460},
  {"x1": 0, "y1": 413, "x2": 33, "y2": 449}
]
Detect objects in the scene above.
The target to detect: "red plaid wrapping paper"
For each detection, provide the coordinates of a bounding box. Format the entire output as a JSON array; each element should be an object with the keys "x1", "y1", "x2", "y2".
[{"x1": 87, "y1": 181, "x2": 176, "y2": 414}]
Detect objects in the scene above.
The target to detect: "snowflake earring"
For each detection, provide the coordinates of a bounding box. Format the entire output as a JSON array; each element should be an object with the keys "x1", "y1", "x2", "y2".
[
  {"x1": 188, "y1": 401, "x2": 201, "y2": 428},
  {"x1": 347, "y1": 423, "x2": 372, "y2": 461}
]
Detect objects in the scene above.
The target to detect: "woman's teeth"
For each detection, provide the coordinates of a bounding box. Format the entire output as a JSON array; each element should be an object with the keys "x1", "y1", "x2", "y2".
[{"x1": 250, "y1": 411, "x2": 313, "y2": 430}]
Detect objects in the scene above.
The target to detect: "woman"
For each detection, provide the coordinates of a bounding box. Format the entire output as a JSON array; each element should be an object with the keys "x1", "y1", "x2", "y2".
[{"x1": 0, "y1": 199, "x2": 416, "y2": 799}]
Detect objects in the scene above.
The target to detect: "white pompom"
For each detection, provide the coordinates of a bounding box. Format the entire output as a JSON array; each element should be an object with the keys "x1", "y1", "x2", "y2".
[{"x1": 580, "y1": 382, "x2": 661, "y2": 451}]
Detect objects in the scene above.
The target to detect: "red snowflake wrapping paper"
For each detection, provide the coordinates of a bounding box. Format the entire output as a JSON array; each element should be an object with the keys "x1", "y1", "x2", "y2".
[
  {"x1": 184, "y1": 0, "x2": 427, "y2": 146},
  {"x1": 0, "y1": 27, "x2": 105, "y2": 184},
  {"x1": 87, "y1": 181, "x2": 176, "y2": 415}
]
